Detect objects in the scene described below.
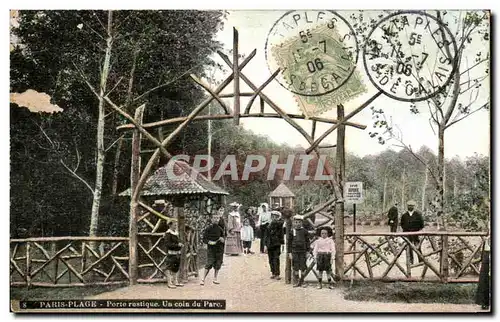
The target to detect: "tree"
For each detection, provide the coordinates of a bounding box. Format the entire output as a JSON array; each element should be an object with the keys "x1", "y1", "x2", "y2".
[
  {"x1": 449, "y1": 154, "x2": 489, "y2": 231},
  {"x1": 86, "y1": 10, "x2": 113, "y2": 237},
  {"x1": 10, "y1": 10, "x2": 226, "y2": 236},
  {"x1": 366, "y1": 10, "x2": 489, "y2": 229}
]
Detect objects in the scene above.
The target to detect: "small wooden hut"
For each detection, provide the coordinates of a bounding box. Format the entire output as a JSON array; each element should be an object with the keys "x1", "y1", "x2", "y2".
[
  {"x1": 269, "y1": 183, "x2": 295, "y2": 209},
  {"x1": 120, "y1": 160, "x2": 228, "y2": 282}
]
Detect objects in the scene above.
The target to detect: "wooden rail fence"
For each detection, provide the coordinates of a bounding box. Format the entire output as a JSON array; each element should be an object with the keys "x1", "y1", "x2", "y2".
[
  {"x1": 10, "y1": 233, "x2": 199, "y2": 288},
  {"x1": 10, "y1": 237, "x2": 129, "y2": 288},
  {"x1": 302, "y1": 231, "x2": 488, "y2": 283},
  {"x1": 11, "y1": 231, "x2": 487, "y2": 287}
]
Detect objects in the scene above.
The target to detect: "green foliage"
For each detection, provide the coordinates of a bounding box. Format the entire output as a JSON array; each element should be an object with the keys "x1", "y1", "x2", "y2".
[
  {"x1": 449, "y1": 154, "x2": 489, "y2": 231},
  {"x1": 338, "y1": 148, "x2": 489, "y2": 230},
  {"x1": 344, "y1": 281, "x2": 476, "y2": 304},
  {"x1": 10, "y1": 10, "x2": 226, "y2": 237}
]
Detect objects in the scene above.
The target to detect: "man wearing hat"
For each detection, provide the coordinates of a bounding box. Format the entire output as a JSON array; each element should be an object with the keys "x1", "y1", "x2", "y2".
[
  {"x1": 387, "y1": 202, "x2": 399, "y2": 232},
  {"x1": 287, "y1": 215, "x2": 311, "y2": 287},
  {"x1": 265, "y1": 210, "x2": 285, "y2": 280},
  {"x1": 400, "y1": 200, "x2": 425, "y2": 264}
]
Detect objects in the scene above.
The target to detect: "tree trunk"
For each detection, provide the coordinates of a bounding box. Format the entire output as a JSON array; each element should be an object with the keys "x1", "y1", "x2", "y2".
[
  {"x1": 437, "y1": 125, "x2": 446, "y2": 230},
  {"x1": 334, "y1": 105, "x2": 345, "y2": 280},
  {"x1": 208, "y1": 104, "x2": 212, "y2": 181},
  {"x1": 421, "y1": 167, "x2": 428, "y2": 212},
  {"x1": 220, "y1": 143, "x2": 226, "y2": 189},
  {"x1": 89, "y1": 11, "x2": 113, "y2": 237},
  {"x1": 129, "y1": 104, "x2": 145, "y2": 285},
  {"x1": 382, "y1": 177, "x2": 388, "y2": 213},
  {"x1": 111, "y1": 135, "x2": 124, "y2": 196},
  {"x1": 400, "y1": 167, "x2": 406, "y2": 207},
  {"x1": 177, "y1": 203, "x2": 188, "y2": 281},
  {"x1": 112, "y1": 40, "x2": 137, "y2": 197},
  {"x1": 453, "y1": 175, "x2": 458, "y2": 198},
  {"x1": 443, "y1": 163, "x2": 447, "y2": 205}
]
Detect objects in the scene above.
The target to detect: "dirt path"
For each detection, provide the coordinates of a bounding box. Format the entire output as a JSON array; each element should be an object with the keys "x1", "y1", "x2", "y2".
[{"x1": 88, "y1": 240, "x2": 482, "y2": 313}]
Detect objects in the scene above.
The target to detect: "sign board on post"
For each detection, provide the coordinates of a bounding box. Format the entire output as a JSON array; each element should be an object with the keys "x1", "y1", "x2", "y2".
[
  {"x1": 344, "y1": 181, "x2": 363, "y2": 276},
  {"x1": 344, "y1": 182, "x2": 364, "y2": 203}
]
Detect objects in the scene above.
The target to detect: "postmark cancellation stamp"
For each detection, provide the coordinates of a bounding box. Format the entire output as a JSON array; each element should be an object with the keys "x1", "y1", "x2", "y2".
[{"x1": 270, "y1": 22, "x2": 367, "y2": 117}]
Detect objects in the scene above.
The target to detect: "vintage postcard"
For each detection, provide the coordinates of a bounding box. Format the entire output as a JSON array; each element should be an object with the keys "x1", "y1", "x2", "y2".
[{"x1": 9, "y1": 8, "x2": 491, "y2": 313}]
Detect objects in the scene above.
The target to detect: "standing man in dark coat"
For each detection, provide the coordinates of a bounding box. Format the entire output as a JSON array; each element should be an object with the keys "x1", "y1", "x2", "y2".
[
  {"x1": 387, "y1": 202, "x2": 399, "y2": 232},
  {"x1": 400, "y1": 200, "x2": 424, "y2": 264},
  {"x1": 265, "y1": 210, "x2": 285, "y2": 280}
]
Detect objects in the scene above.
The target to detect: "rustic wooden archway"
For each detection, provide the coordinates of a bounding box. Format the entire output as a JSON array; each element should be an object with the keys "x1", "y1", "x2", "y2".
[{"x1": 114, "y1": 28, "x2": 383, "y2": 285}]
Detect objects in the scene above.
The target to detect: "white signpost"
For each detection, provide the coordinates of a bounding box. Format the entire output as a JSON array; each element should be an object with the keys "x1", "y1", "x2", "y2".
[
  {"x1": 344, "y1": 182, "x2": 364, "y2": 233},
  {"x1": 344, "y1": 181, "x2": 364, "y2": 203},
  {"x1": 344, "y1": 182, "x2": 364, "y2": 278}
]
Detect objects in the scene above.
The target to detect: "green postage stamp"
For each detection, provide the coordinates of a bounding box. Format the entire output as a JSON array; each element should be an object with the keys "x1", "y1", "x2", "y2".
[{"x1": 271, "y1": 23, "x2": 367, "y2": 118}]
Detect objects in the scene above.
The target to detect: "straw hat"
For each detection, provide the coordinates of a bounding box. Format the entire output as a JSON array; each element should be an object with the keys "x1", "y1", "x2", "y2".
[{"x1": 271, "y1": 210, "x2": 281, "y2": 217}]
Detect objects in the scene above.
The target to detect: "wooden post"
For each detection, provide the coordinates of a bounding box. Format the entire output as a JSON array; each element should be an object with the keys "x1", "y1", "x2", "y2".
[
  {"x1": 406, "y1": 242, "x2": 412, "y2": 277},
  {"x1": 129, "y1": 104, "x2": 145, "y2": 285},
  {"x1": 26, "y1": 241, "x2": 31, "y2": 288},
  {"x1": 174, "y1": 198, "x2": 188, "y2": 281},
  {"x1": 335, "y1": 105, "x2": 346, "y2": 280},
  {"x1": 353, "y1": 204, "x2": 357, "y2": 277},
  {"x1": 440, "y1": 234, "x2": 449, "y2": 282},
  {"x1": 233, "y1": 27, "x2": 240, "y2": 125},
  {"x1": 194, "y1": 231, "x2": 199, "y2": 277},
  {"x1": 54, "y1": 242, "x2": 59, "y2": 285},
  {"x1": 285, "y1": 217, "x2": 292, "y2": 284},
  {"x1": 311, "y1": 120, "x2": 317, "y2": 140}
]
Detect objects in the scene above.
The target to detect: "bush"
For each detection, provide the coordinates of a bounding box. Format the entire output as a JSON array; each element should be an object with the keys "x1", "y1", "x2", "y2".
[{"x1": 343, "y1": 281, "x2": 476, "y2": 304}]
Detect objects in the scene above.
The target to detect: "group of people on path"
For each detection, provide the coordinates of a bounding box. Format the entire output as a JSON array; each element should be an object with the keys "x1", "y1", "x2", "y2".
[
  {"x1": 197, "y1": 201, "x2": 336, "y2": 289},
  {"x1": 162, "y1": 198, "x2": 489, "y2": 309}
]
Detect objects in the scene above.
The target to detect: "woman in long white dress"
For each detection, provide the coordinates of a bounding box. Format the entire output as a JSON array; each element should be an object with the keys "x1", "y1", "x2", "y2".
[{"x1": 224, "y1": 202, "x2": 243, "y2": 255}]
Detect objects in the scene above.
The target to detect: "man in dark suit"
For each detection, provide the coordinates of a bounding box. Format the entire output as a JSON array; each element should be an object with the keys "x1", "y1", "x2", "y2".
[
  {"x1": 265, "y1": 210, "x2": 285, "y2": 280},
  {"x1": 400, "y1": 200, "x2": 424, "y2": 264},
  {"x1": 387, "y1": 202, "x2": 399, "y2": 232}
]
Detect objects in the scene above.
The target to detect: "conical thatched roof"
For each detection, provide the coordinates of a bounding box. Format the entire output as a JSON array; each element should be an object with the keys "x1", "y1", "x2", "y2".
[
  {"x1": 119, "y1": 160, "x2": 228, "y2": 197},
  {"x1": 269, "y1": 183, "x2": 295, "y2": 198}
]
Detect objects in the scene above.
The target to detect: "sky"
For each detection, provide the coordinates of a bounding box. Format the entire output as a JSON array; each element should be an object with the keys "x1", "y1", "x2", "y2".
[{"x1": 208, "y1": 10, "x2": 490, "y2": 159}]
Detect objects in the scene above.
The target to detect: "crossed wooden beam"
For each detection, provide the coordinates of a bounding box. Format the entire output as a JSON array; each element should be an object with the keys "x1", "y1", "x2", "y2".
[
  {"x1": 75, "y1": 27, "x2": 382, "y2": 210},
  {"x1": 102, "y1": 29, "x2": 349, "y2": 202},
  {"x1": 75, "y1": 29, "x2": 385, "y2": 285}
]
